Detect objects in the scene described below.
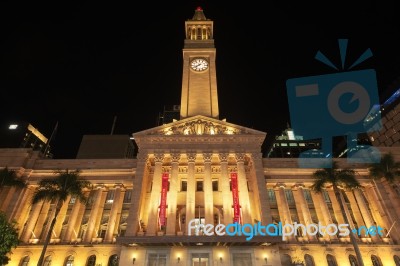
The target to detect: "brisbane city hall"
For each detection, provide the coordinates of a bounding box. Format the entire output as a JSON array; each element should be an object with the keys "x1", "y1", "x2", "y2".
[{"x1": 2, "y1": 7, "x2": 400, "y2": 266}]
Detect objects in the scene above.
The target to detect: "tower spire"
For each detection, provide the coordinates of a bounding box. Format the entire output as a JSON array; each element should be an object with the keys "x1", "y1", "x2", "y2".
[{"x1": 180, "y1": 7, "x2": 219, "y2": 119}]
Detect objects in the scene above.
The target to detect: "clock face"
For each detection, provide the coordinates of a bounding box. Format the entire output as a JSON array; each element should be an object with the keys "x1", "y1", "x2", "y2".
[{"x1": 190, "y1": 58, "x2": 209, "y2": 72}]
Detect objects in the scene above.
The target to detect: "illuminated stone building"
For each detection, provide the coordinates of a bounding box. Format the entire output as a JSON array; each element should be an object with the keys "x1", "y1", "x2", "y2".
[{"x1": 2, "y1": 7, "x2": 400, "y2": 266}]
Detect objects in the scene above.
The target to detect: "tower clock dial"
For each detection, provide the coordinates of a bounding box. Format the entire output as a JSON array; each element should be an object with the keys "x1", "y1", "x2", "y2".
[{"x1": 190, "y1": 58, "x2": 209, "y2": 72}]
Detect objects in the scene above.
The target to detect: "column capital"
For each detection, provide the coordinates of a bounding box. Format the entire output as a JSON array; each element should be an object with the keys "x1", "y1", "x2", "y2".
[
  {"x1": 114, "y1": 183, "x2": 125, "y2": 190},
  {"x1": 154, "y1": 153, "x2": 164, "y2": 164},
  {"x1": 218, "y1": 153, "x2": 229, "y2": 163},
  {"x1": 203, "y1": 153, "x2": 213, "y2": 163},
  {"x1": 235, "y1": 153, "x2": 245, "y2": 163},
  {"x1": 170, "y1": 153, "x2": 181, "y2": 163},
  {"x1": 274, "y1": 183, "x2": 286, "y2": 189},
  {"x1": 95, "y1": 184, "x2": 106, "y2": 189},
  {"x1": 292, "y1": 183, "x2": 305, "y2": 190},
  {"x1": 187, "y1": 153, "x2": 196, "y2": 163}
]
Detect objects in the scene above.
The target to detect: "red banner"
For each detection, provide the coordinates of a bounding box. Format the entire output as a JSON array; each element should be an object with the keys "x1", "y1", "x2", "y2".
[
  {"x1": 231, "y1": 172, "x2": 241, "y2": 223},
  {"x1": 159, "y1": 173, "x2": 169, "y2": 227}
]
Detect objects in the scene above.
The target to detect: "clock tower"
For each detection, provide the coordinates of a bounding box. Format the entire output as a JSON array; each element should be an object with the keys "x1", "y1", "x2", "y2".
[{"x1": 180, "y1": 7, "x2": 219, "y2": 119}]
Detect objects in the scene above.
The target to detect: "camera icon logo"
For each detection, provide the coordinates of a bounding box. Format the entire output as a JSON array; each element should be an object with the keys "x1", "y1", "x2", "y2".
[{"x1": 286, "y1": 39, "x2": 381, "y2": 168}]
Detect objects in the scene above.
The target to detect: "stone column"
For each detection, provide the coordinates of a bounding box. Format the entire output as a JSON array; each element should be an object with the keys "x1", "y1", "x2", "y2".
[
  {"x1": 372, "y1": 179, "x2": 400, "y2": 239},
  {"x1": 125, "y1": 153, "x2": 148, "y2": 236},
  {"x1": 185, "y1": 153, "x2": 196, "y2": 235},
  {"x1": 146, "y1": 153, "x2": 164, "y2": 236},
  {"x1": 166, "y1": 153, "x2": 180, "y2": 235},
  {"x1": 219, "y1": 153, "x2": 232, "y2": 224},
  {"x1": 328, "y1": 187, "x2": 359, "y2": 241},
  {"x1": 250, "y1": 153, "x2": 272, "y2": 224},
  {"x1": 0, "y1": 187, "x2": 16, "y2": 212},
  {"x1": 63, "y1": 191, "x2": 88, "y2": 242},
  {"x1": 363, "y1": 184, "x2": 398, "y2": 243},
  {"x1": 292, "y1": 184, "x2": 316, "y2": 241},
  {"x1": 310, "y1": 191, "x2": 334, "y2": 241},
  {"x1": 327, "y1": 188, "x2": 346, "y2": 225},
  {"x1": 345, "y1": 190, "x2": 366, "y2": 230},
  {"x1": 235, "y1": 153, "x2": 252, "y2": 225},
  {"x1": 381, "y1": 178, "x2": 400, "y2": 220},
  {"x1": 34, "y1": 201, "x2": 51, "y2": 242},
  {"x1": 13, "y1": 188, "x2": 34, "y2": 235},
  {"x1": 353, "y1": 188, "x2": 380, "y2": 242},
  {"x1": 21, "y1": 201, "x2": 44, "y2": 243},
  {"x1": 84, "y1": 185, "x2": 106, "y2": 242},
  {"x1": 61, "y1": 200, "x2": 83, "y2": 242},
  {"x1": 203, "y1": 153, "x2": 214, "y2": 226},
  {"x1": 47, "y1": 196, "x2": 71, "y2": 241},
  {"x1": 104, "y1": 185, "x2": 125, "y2": 242},
  {"x1": 274, "y1": 183, "x2": 294, "y2": 242}
]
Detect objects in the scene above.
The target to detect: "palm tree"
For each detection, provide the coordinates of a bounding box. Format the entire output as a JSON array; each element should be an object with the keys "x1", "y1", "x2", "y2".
[
  {"x1": 311, "y1": 161, "x2": 364, "y2": 266},
  {"x1": 0, "y1": 167, "x2": 27, "y2": 189},
  {"x1": 32, "y1": 169, "x2": 91, "y2": 266},
  {"x1": 368, "y1": 152, "x2": 400, "y2": 237}
]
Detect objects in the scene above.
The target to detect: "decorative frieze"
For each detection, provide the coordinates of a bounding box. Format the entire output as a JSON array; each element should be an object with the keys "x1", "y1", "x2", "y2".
[
  {"x1": 179, "y1": 167, "x2": 188, "y2": 173},
  {"x1": 152, "y1": 119, "x2": 246, "y2": 136},
  {"x1": 161, "y1": 166, "x2": 171, "y2": 173}
]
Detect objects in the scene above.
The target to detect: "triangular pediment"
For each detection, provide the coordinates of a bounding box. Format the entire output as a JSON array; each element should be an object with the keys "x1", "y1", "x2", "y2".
[{"x1": 132, "y1": 115, "x2": 266, "y2": 138}]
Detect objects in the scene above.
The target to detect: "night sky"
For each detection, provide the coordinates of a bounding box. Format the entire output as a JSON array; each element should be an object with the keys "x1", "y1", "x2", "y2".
[{"x1": 1, "y1": 2, "x2": 399, "y2": 159}]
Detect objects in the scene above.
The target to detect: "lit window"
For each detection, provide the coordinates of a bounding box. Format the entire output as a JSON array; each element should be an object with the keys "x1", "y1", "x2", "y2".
[
  {"x1": 106, "y1": 190, "x2": 115, "y2": 204},
  {"x1": 19, "y1": 256, "x2": 30, "y2": 266},
  {"x1": 64, "y1": 255, "x2": 74, "y2": 266},
  {"x1": 287, "y1": 130, "x2": 295, "y2": 140},
  {"x1": 9, "y1": 124, "x2": 18, "y2": 130}
]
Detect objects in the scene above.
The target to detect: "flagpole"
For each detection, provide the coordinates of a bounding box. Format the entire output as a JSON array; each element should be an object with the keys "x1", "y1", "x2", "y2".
[{"x1": 43, "y1": 121, "x2": 58, "y2": 157}]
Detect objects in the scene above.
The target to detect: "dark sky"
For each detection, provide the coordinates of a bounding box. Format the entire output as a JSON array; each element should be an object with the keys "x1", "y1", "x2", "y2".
[{"x1": 1, "y1": 2, "x2": 399, "y2": 159}]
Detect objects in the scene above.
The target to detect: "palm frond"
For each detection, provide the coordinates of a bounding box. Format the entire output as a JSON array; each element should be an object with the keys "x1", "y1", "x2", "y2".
[
  {"x1": 31, "y1": 169, "x2": 92, "y2": 205},
  {"x1": 0, "y1": 167, "x2": 27, "y2": 188},
  {"x1": 368, "y1": 152, "x2": 400, "y2": 183},
  {"x1": 312, "y1": 161, "x2": 359, "y2": 192}
]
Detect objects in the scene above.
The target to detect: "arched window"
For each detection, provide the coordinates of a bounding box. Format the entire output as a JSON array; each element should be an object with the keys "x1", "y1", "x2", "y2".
[
  {"x1": 371, "y1": 255, "x2": 383, "y2": 266},
  {"x1": 43, "y1": 256, "x2": 52, "y2": 266},
  {"x1": 65, "y1": 255, "x2": 74, "y2": 266},
  {"x1": 304, "y1": 254, "x2": 315, "y2": 266},
  {"x1": 394, "y1": 255, "x2": 400, "y2": 266},
  {"x1": 349, "y1": 255, "x2": 358, "y2": 266},
  {"x1": 326, "y1": 254, "x2": 338, "y2": 266},
  {"x1": 19, "y1": 256, "x2": 30, "y2": 266},
  {"x1": 280, "y1": 254, "x2": 292, "y2": 266},
  {"x1": 108, "y1": 254, "x2": 119, "y2": 266},
  {"x1": 86, "y1": 255, "x2": 96, "y2": 266}
]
